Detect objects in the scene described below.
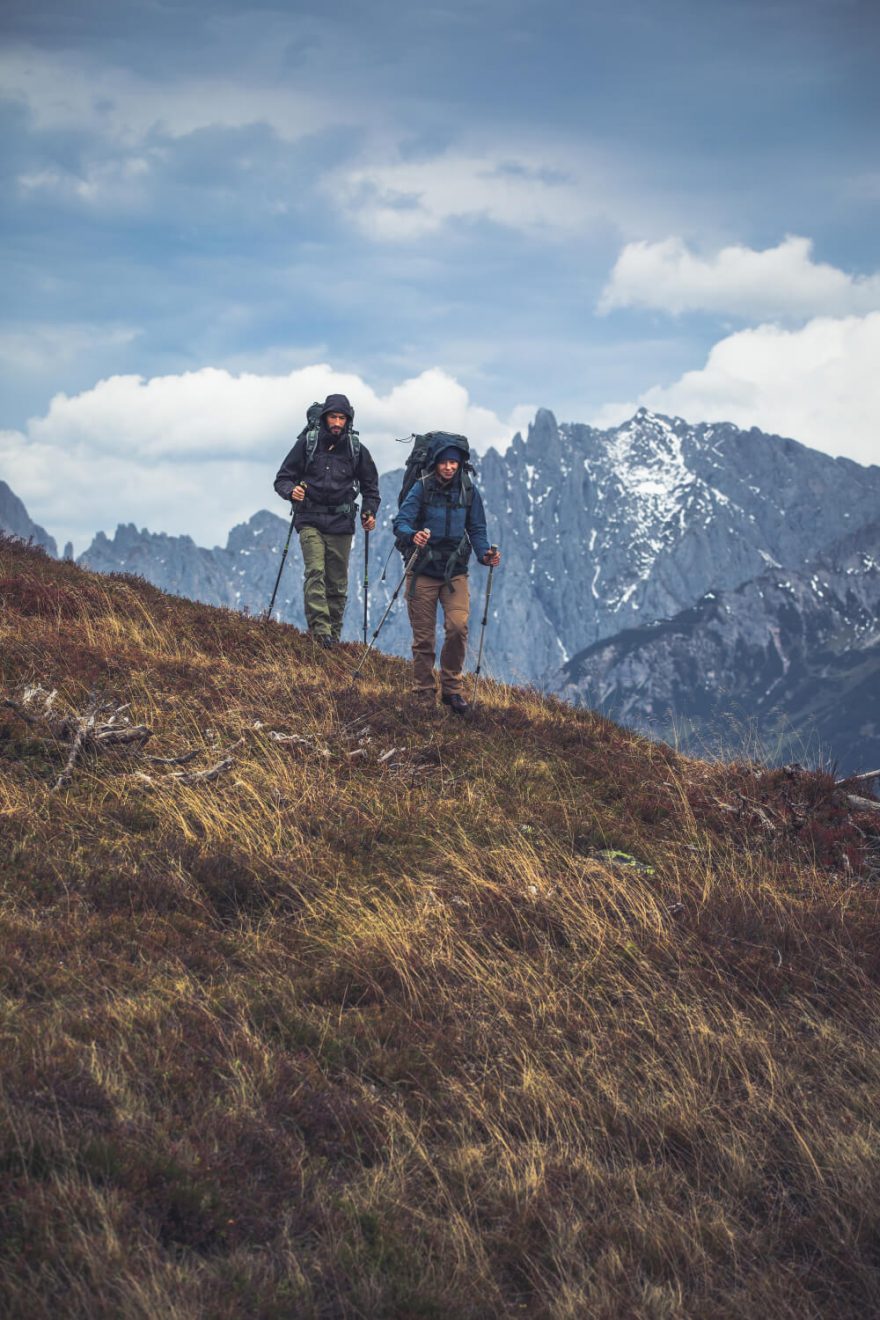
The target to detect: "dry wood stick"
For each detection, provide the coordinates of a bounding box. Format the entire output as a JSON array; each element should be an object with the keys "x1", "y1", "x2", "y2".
[
  {"x1": 836, "y1": 768, "x2": 880, "y2": 786},
  {"x1": 54, "y1": 692, "x2": 100, "y2": 789}
]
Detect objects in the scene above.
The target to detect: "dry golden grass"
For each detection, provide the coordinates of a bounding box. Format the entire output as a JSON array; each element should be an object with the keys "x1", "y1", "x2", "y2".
[{"x1": 1, "y1": 535, "x2": 879, "y2": 1319}]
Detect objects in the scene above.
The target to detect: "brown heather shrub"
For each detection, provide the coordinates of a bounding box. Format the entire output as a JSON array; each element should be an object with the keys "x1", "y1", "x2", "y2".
[{"x1": 1, "y1": 532, "x2": 879, "y2": 1318}]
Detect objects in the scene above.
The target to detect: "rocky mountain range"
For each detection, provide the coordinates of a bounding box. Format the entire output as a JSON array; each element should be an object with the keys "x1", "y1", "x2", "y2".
[
  {"x1": 4, "y1": 408, "x2": 879, "y2": 770},
  {"x1": 0, "y1": 479, "x2": 57, "y2": 557},
  {"x1": 555, "y1": 522, "x2": 880, "y2": 771}
]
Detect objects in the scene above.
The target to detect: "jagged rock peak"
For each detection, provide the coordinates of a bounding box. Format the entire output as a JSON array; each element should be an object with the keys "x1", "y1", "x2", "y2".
[
  {"x1": 525, "y1": 408, "x2": 561, "y2": 462},
  {"x1": 0, "y1": 480, "x2": 57, "y2": 557}
]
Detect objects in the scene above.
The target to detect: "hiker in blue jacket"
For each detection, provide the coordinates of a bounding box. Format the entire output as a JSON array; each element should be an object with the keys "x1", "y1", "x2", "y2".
[{"x1": 393, "y1": 432, "x2": 500, "y2": 714}]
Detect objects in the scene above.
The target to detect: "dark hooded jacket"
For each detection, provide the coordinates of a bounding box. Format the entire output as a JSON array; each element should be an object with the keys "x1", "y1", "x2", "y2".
[
  {"x1": 392, "y1": 432, "x2": 491, "y2": 580},
  {"x1": 274, "y1": 394, "x2": 381, "y2": 536}
]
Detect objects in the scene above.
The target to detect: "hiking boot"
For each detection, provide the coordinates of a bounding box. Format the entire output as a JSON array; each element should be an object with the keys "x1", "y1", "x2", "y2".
[
  {"x1": 312, "y1": 633, "x2": 335, "y2": 649},
  {"x1": 441, "y1": 693, "x2": 469, "y2": 716}
]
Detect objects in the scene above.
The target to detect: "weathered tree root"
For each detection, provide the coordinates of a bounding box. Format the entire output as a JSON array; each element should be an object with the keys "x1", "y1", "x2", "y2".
[{"x1": 4, "y1": 685, "x2": 152, "y2": 789}]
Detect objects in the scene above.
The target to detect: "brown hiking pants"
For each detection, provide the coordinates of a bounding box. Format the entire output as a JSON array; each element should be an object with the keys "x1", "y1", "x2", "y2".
[{"x1": 406, "y1": 573, "x2": 470, "y2": 697}]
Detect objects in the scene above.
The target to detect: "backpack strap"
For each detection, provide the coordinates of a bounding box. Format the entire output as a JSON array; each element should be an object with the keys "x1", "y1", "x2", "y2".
[
  {"x1": 405, "y1": 535, "x2": 470, "y2": 597},
  {"x1": 304, "y1": 424, "x2": 320, "y2": 470},
  {"x1": 420, "y1": 469, "x2": 473, "y2": 512}
]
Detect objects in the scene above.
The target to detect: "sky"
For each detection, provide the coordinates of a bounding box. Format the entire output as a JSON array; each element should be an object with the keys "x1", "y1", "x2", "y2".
[{"x1": 2, "y1": 0, "x2": 879, "y2": 551}]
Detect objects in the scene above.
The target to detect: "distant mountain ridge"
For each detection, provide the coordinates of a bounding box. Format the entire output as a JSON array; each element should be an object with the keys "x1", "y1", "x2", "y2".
[
  {"x1": 467, "y1": 408, "x2": 880, "y2": 681},
  {"x1": 553, "y1": 522, "x2": 880, "y2": 772},
  {"x1": 72, "y1": 409, "x2": 880, "y2": 680},
  {"x1": 0, "y1": 479, "x2": 57, "y2": 557},
  {"x1": 80, "y1": 515, "x2": 284, "y2": 616}
]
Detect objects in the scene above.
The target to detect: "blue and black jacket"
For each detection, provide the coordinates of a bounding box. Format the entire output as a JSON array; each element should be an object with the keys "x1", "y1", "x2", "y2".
[{"x1": 392, "y1": 434, "x2": 491, "y2": 582}]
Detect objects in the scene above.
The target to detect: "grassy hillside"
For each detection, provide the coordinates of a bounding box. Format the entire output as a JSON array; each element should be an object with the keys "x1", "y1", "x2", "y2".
[{"x1": 2, "y1": 534, "x2": 879, "y2": 1319}]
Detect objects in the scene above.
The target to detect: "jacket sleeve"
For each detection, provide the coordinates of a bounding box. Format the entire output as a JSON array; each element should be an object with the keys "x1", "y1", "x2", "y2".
[
  {"x1": 356, "y1": 444, "x2": 381, "y2": 518},
  {"x1": 274, "y1": 436, "x2": 307, "y2": 501},
  {"x1": 466, "y1": 486, "x2": 491, "y2": 563},
  {"x1": 392, "y1": 480, "x2": 425, "y2": 543}
]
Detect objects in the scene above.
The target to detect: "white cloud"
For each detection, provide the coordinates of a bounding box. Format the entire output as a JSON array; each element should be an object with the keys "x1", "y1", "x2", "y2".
[
  {"x1": 1, "y1": 365, "x2": 531, "y2": 553},
  {"x1": 2, "y1": 47, "x2": 677, "y2": 237},
  {"x1": 0, "y1": 324, "x2": 140, "y2": 372},
  {"x1": 598, "y1": 235, "x2": 880, "y2": 320},
  {"x1": 18, "y1": 156, "x2": 158, "y2": 208},
  {"x1": 330, "y1": 148, "x2": 633, "y2": 241},
  {"x1": 0, "y1": 47, "x2": 347, "y2": 148},
  {"x1": 592, "y1": 313, "x2": 880, "y2": 468}
]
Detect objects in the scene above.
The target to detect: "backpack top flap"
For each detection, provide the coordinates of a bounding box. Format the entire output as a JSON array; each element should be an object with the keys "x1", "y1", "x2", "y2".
[{"x1": 396, "y1": 431, "x2": 473, "y2": 508}]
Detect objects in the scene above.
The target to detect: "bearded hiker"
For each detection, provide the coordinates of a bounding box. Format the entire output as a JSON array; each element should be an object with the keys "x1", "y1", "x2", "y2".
[
  {"x1": 392, "y1": 433, "x2": 501, "y2": 714},
  {"x1": 274, "y1": 394, "x2": 380, "y2": 647}
]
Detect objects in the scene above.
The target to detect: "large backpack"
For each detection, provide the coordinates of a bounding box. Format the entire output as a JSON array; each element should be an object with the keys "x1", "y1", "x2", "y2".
[
  {"x1": 298, "y1": 401, "x2": 362, "y2": 470},
  {"x1": 394, "y1": 431, "x2": 474, "y2": 555}
]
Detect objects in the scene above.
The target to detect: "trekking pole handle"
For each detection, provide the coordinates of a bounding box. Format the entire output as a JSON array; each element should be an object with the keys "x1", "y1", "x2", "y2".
[{"x1": 480, "y1": 548, "x2": 497, "y2": 627}]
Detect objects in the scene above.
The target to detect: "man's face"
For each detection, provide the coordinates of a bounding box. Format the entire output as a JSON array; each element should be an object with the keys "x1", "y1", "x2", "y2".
[
  {"x1": 325, "y1": 411, "x2": 347, "y2": 436},
  {"x1": 436, "y1": 458, "x2": 460, "y2": 482}
]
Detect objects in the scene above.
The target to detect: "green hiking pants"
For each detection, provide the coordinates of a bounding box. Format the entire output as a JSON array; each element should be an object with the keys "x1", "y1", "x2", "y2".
[{"x1": 298, "y1": 526, "x2": 353, "y2": 639}]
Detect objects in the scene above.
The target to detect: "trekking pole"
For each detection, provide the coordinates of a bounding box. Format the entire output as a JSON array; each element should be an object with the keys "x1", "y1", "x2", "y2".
[
  {"x1": 471, "y1": 545, "x2": 497, "y2": 705},
  {"x1": 264, "y1": 484, "x2": 305, "y2": 622},
  {"x1": 379, "y1": 542, "x2": 395, "y2": 582},
  {"x1": 362, "y1": 528, "x2": 370, "y2": 645},
  {"x1": 351, "y1": 546, "x2": 421, "y2": 681}
]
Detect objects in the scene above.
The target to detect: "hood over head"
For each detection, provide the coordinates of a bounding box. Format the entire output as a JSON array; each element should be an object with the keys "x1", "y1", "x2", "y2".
[
  {"x1": 426, "y1": 431, "x2": 470, "y2": 467},
  {"x1": 321, "y1": 394, "x2": 354, "y2": 421}
]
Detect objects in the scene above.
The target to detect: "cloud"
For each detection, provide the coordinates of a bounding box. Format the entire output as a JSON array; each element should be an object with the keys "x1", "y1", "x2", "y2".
[
  {"x1": 598, "y1": 235, "x2": 880, "y2": 320},
  {"x1": 330, "y1": 147, "x2": 632, "y2": 241},
  {"x1": 0, "y1": 46, "x2": 349, "y2": 149},
  {"x1": 0, "y1": 324, "x2": 140, "y2": 372},
  {"x1": 592, "y1": 312, "x2": 880, "y2": 468},
  {"x1": 17, "y1": 156, "x2": 158, "y2": 208},
  {"x1": 1, "y1": 365, "x2": 532, "y2": 552}
]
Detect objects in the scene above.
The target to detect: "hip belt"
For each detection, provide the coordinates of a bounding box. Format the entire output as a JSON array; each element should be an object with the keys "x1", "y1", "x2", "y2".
[{"x1": 302, "y1": 498, "x2": 358, "y2": 515}]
